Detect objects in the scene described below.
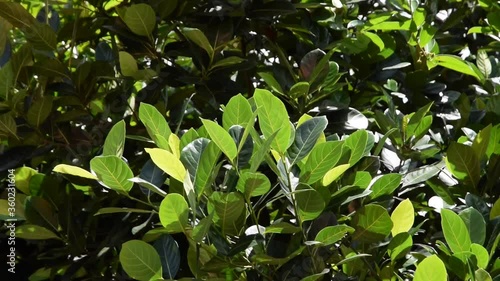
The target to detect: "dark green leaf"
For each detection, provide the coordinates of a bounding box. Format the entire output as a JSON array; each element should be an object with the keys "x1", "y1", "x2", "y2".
[{"x1": 288, "y1": 116, "x2": 328, "y2": 166}]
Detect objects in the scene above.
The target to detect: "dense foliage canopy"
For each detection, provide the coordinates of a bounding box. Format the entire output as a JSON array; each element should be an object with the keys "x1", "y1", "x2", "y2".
[{"x1": 0, "y1": 0, "x2": 499, "y2": 280}]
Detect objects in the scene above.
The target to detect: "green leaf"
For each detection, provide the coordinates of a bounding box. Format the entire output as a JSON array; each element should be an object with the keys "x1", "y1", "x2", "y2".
[
  {"x1": 14, "y1": 167, "x2": 37, "y2": 195},
  {"x1": 414, "y1": 255, "x2": 447, "y2": 281},
  {"x1": 53, "y1": 164, "x2": 97, "y2": 180},
  {"x1": 366, "y1": 20, "x2": 411, "y2": 31},
  {"x1": 94, "y1": 207, "x2": 154, "y2": 215},
  {"x1": 295, "y1": 184, "x2": 325, "y2": 221},
  {"x1": 368, "y1": 173, "x2": 402, "y2": 200},
  {"x1": 287, "y1": 116, "x2": 328, "y2": 166},
  {"x1": 302, "y1": 141, "x2": 344, "y2": 184},
  {"x1": 459, "y1": 207, "x2": 486, "y2": 245},
  {"x1": 24, "y1": 22, "x2": 57, "y2": 51},
  {"x1": 289, "y1": 81, "x2": 310, "y2": 99},
  {"x1": 475, "y1": 269, "x2": 492, "y2": 281},
  {"x1": 222, "y1": 94, "x2": 253, "y2": 130},
  {"x1": 344, "y1": 130, "x2": 374, "y2": 166},
  {"x1": 193, "y1": 214, "x2": 213, "y2": 243},
  {"x1": 445, "y1": 142, "x2": 480, "y2": 190},
  {"x1": 486, "y1": 124, "x2": 500, "y2": 158},
  {"x1": 352, "y1": 204, "x2": 393, "y2": 243},
  {"x1": 476, "y1": 49, "x2": 491, "y2": 78},
  {"x1": 208, "y1": 191, "x2": 245, "y2": 236},
  {"x1": 211, "y1": 56, "x2": 245, "y2": 69},
  {"x1": 236, "y1": 171, "x2": 271, "y2": 199},
  {"x1": 441, "y1": 208, "x2": 472, "y2": 254},
  {"x1": 491, "y1": 198, "x2": 500, "y2": 220},
  {"x1": 229, "y1": 125, "x2": 254, "y2": 169},
  {"x1": 103, "y1": 120, "x2": 126, "y2": 157},
  {"x1": 122, "y1": 4, "x2": 156, "y2": 37},
  {"x1": 90, "y1": 156, "x2": 134, "y2": 194},
  {"x1": 0, "y1": 113, "x2": 17, "y2": 138},
  {"x1": 119, "y1": 51, "x2": 138, "y2": 77},
  {"x1": 159, "y1": 193, "x2": 189, "y2": 233},
  {"x1": 120, "y1": 240, "x2": 162, "y2": 281},
  {"x1": 258, "y1": 72, "x2": 284, "y2": 95},
  {"x1": 0, "y1": 2, "x2": 36, "y2": 29},
  {"x1": 254, "y1": 88, "x2": 292, "y2": 154},
  {"x1": 471, "y1": 124, "x2": 491, "y2": 161},
  {"x1": 201, "y1": 118, "x2": 237, "y2": 162},
  {"x1": 139, "y1": 103, "x2": 171, "y2": 149},
  {"x1": 315, "y1": 225, "x2": 354, "y2": 246},
  {"x1": 264, "y1": 222, "x2": 301, "y2": 234},
  {"x1": 194, "y1": 141, "x2": 221, "y2": 196},
  {"x1": 182, "y1": 27, "x2": 213, "y2": 57},
  {"x1": 387, "y1": 232, "x2": 412, "y2": 261},
  {"x1": 322, "y1": 164, "x2": 350, "y2": 186},
  {"x1": 470, "y1": 243, "x2": 489, "y2": 269},
  {"x1": 15, "y1": 224, "x2": 60, "y2": 240},
  {"x1": 145, "y1": 148, "x2": 186, "y2": 182},
  {"x1": 128, "y1": 177, "x2": 167, "y2": 197},
  {"x1": 27, "y1": 96, "x2": 53, "y2": 127},
  {"x1": 405, "y1": 102, "x2": 433, "y2": 141},
  {"x1": 181, "y1": 138, "x2": 209, "y2": 185},
  {"x1": 391, "y1": 199, "x2": 414, "y2": 236},
  {"x1": 434, "y1": 54, "x2": 484, "y2": 82}
]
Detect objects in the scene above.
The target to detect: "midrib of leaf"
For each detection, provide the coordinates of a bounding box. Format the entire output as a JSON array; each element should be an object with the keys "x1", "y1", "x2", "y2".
[
  {"x1": 143, "y1": 109, "x2": 162, "y2": 136},
  {"x1": 34, "y1": 64, "x2": 70, "y2": 80},
  {"x1": 99, "y1": 160, "x2": 128, "y2": 193},
  {"x1": 27, "y1": 24, "x2": 55, "y2": 50},
  {"x1": 354, "y1": 211, "x2": 385, "y2": 240},
  {"x1": 443, "y1": 216, "x2": 467, "y2": 253},
  {"x1": 348, "y1": 134, "x2": 367, "y2": 165},
  {"x1": 290, "y1": 121, "x2": 324, "y2": 165},
  {"x1": 125, "y1": 249, "x2": 159, "y2": 277},
  {"x1": 452, "y1": 148, "x2": 477, "y2": 189},
  {"x1": 371, "y1": 176, "x2": 400, "y2": 199},
  {"x1": 0, "y1": 116, "x2": 17, "y2": 137},
  {"x1": 260, "y1": 102, "x2": 286, "y2": 153},
  {"x1": 33, "y1": 97, "x2": 48, "y2": 126},
  {"x1": 0, "y1": 8, "x2": 32, "y2": 28},
  {"x1": 130, "y1": 10, "x2": 149, "y2": 35}
]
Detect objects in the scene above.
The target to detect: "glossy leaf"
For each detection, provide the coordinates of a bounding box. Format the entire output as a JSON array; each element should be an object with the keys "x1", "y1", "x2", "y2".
[
  {"x1": 352, "y1": 204, "x2": 393, "y2": 243},
  {"x1": 102, "y1": 120, "x2": 126, "y2": 157},
  {"x1": 287, "y1": 116, "x2": 328, "y2": 165},
  {"x1": 222, "y1": 94, "x2": 253, "y2": 130},
  {"x1": 315, "y1": 225, "x2": 354, "y2": 246},
  {"x1": 208, "y1": 191, "x2": 245, "y2": 235},
  {"x1": 471, "y1": 124, "x2": 491, "y2": 161},
  {"x1": 154, "y1": 235, "x2": 180, "y2": 279},
  {"x1": 322, "y1": 164, "x2": 350, "y2": 186},
  {"x1": 182, "y1": 28, "x2": 213, "y2": 56},
  {"x1": 387, "y1": 232, "x2": 412, "y2": 261},
  {"x1": 391, "y1": 199, "x2": 414, "y2": 236},
  {"x1": 441, "y1": 209, "x2": 471, "y2": 253},
  {"x1": 302, "y1": 141, "x2": 344, "y2": 184},
  {"x1": 344, "y1": 130, "x2": 374, "y2": 166},
  {"x1": 90, "y1": 156, "x2": 134, "y2": 194},
  {"x1": 368, "y1": 173, "x2": 402, "y2": 200},
  {"x1": 445, "y1": 142, "x2": 480, "y2": 190},
  {"x1": 236, "y1": 171, "x2": 271, "y2": 199},
  {"x1": 295, "y1": 184, "x2": 325, "y2": 221},
  {"x1": 123, "y1": 4, "x2": 156, "y2": 37},
  {"x1": 120, "y1": 240, "x2": 162, "y2": 281},
  {"x1": 459, "y1": 207, "x2": 486, "y2": 245},
  {"x1": 434, "y1": 54, "x2": 484, "y2": 82},
  {"x1": 53, "y1": 164, "x2": 97, "y2": 180},
  {"x1": 201, "y1": 118, "x2": 237, "y2": 162},
  {"x1": 254, "y1": 88, "x2": 292, "y2": 154},
  {"x1": 145, "y1": 148, "x2": 186, "y2": 182},
  {"x1": 414, "y1": 255, "x2": 447, "y2": 281},
  {"x1": 159, "y1": 193, "x2": 189, "y2": 233},
  {"x1": 139, "y1": 102, "x2": 172, "y2": 150}
]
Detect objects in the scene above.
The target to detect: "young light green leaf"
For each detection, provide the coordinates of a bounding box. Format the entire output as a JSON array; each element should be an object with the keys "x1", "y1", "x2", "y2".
[
  {"x1": 222, "y1": 94, "x2": 253, "y2": 130},
  {"x1": 119, "y1": 51, "x2": 138, "y2": 77},
  {"x1": 123, "y1": 4, "x2": 156, "y2": 37},
  {"x1": 441, "y1": 209, "x2": 472, "y2": 254},
  {"x1": 201, "y1": 118, "x2": 237, "y2": 162},
  {"x1": 182, "y1": 27, "x2": 213, "y2": 57},
  {"x1": 288, "y1": 81, "x2": 310, "y2": 99},
  {"x1": 486, "y1": 124, "x2": 500, "y2": 158},
  {"x1": 459, "y1": 207, "x2": 486, "y2": 245},
  {"x1": 103, "y1": 120, "x2": 126, "y2": 157},
  {"x1": 471, "y1": 124, "x2": 491, "y2": 161},
  {"x1": 287, "y1": 116, "x2": 328, "y2": 166},
  {"x1": 315, "y1": 225, "x2": 354, "y2": 246},
  {"x1": 368, "y1": 173, "x2": 402, "y2": 200},
  {"x1": 322, "y1": 164, "x2": 350, "y2": 186},
  {"x1": 145, "y1": 148, "x2": 186, "y2": 182},
  {"x1": 120, "y1": 240, "x2": 162, "y2": 281},
  {"x1": 53, "y1": 164, "x2": 97, "y2": 180},
  {"x1": 254, "y1": 88, "x2": 292, "y2": 154},
  {"x1": 295, "y1": 184, "x2": 325, "y2": 221},
  {"x1": 445, "y1": 142, "x2": 480, "y2": 190},
  {"x1": 139, "y1": 102, "x2": 172, "y2": 150},
  {"x1": 159, "y1": 193, "x2": 189, "y2": 233},
  {"x1": 302, "y1": 141, "x2": 344, "y2": 184},
  {"x1": 475, "y1": 269, "x2": 492, "y2": 281},
  {"x1": 491, "y1": 198, "x2": 500, "y2": 220},
  {"x1": 470, "y1": 243, "x2": 489, "y2": 269},
  {"x1": 414, "y1": 255, "x2": 447, "y2": 281},
  {"x1": 391, "y1": 199, "x2": 414, "y2": 236},
  {"x1": 344, "y1": 130, "x2": 374, "y2": 166},
  {"x1": 208, "y1": 191, "x2": 245, "y2": 235},
  {"x1": 405, "y1": 102, "x2": 433, "y2": 141},
  {"x1": 352, "y1": 204, "x2": 393, "y2": 243},
  {"x1": 90, "y1": 156, "x2": 134, "y2": 194}
]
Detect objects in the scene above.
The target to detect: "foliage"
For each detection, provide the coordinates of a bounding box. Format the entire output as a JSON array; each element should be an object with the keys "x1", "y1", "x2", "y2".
[{"x1": 0, "y1": 0, "x2": 499, "y2": 280}]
